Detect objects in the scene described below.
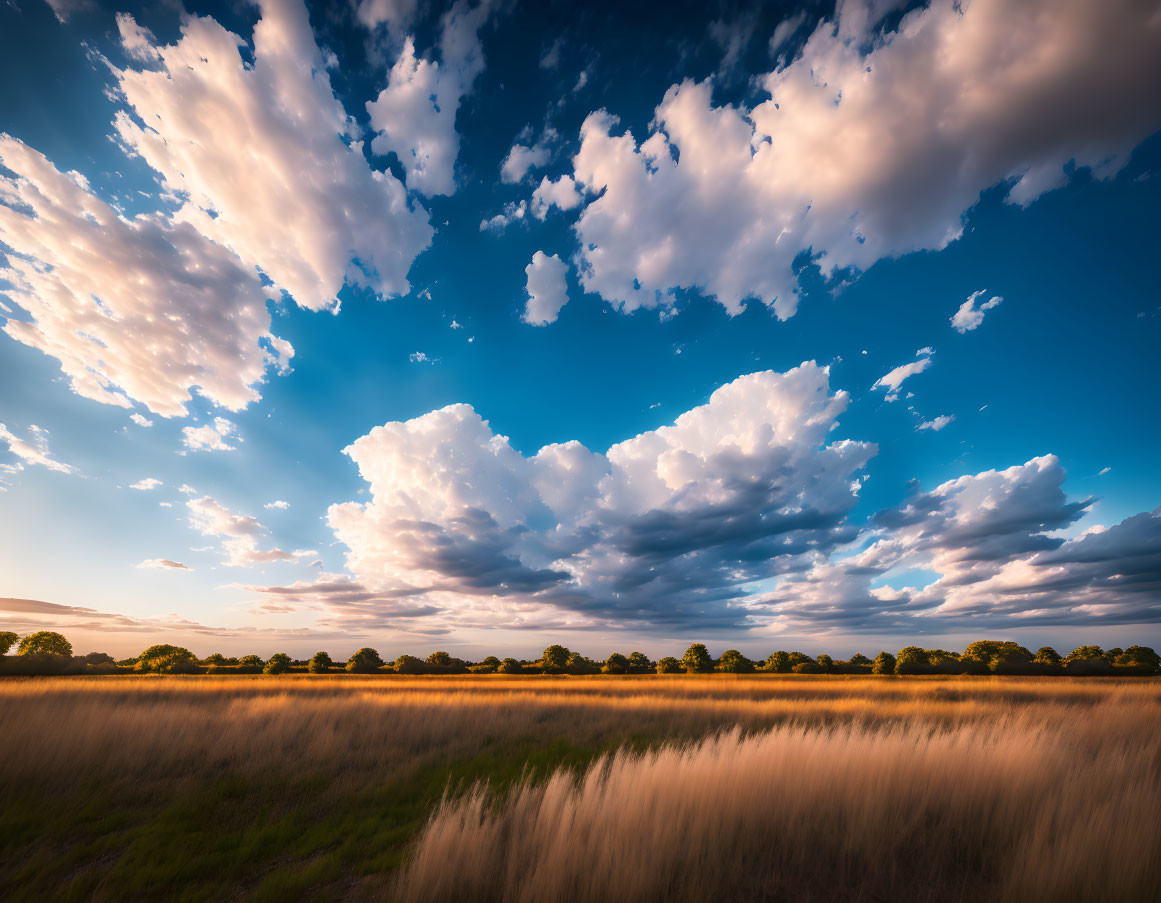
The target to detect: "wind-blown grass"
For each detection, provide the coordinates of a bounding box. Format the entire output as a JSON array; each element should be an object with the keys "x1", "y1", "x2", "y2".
[{"x1": 1, "y1": 676, "x2": 1157, "y2": 901}]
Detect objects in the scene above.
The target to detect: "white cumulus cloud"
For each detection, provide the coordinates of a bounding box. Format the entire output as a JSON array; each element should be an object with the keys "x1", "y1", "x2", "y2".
[
  {"x1": 130, "y1": 478, "x2": 163, "y2": 491},
  {"x1": 531, "y1": 174, "x2": 583, "y2": 220},
  {"x1": 187, "y1": 494, "x2": 314, "y2": 568},
  {"x1": 0, "y1": 136, "x2": 292, "y2": 418},
  {"x1": 181, "y1": 418, "x2": 240, "y2": 453},
  {"x1": 523, "y1": 251, "x2": 570, "y2": 326},
  {"x1": 566, "y1": 0, "x2": 1161, "y2": 318},
  {"x1": 323, "y1": 362, "x2": 874, "y2": 629},
  {"x1": 113, "y1": 0, "x2": 432, "y2": 312},
  {"x1": 951, "y1": 290, "x2": 1004, "y2": 333},
  {"x1": 366, "y1": 0, "x2": 494, "y2": 196}
]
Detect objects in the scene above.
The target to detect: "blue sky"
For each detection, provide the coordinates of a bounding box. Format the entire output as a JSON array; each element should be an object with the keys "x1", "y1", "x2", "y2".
[{"x1": 1, "y1": 0, "x2": 1159, "y2": 659}]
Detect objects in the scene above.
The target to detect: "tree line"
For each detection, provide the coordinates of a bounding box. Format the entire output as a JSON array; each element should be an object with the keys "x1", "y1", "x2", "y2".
[{"x1": 1, "y1": 631, "x2": 1158, "y2": 676}]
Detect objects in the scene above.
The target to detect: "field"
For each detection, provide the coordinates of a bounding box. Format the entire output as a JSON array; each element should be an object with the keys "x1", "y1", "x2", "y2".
[{"x1": 2, "y1": 676, "x2": 1158, "y2": 902}]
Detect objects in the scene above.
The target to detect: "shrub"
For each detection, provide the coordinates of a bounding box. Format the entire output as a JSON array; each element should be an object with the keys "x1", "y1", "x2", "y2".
[
  {"x1": 395, "y1": 655, "x2": 426, "y2": 675},
  {"x1": 871, "y1": 651, "x2": 896, "y2": 675},
  {"x1": 307, "y1": 651, "x2": 333, "y2": 674},
  {"x1": 1116, "y1": 646, "x2": 1160, "y2": 675},
  {"x1": 656, "y1": 657, "x2": 682, "y2": 674},
  {"x1": 237, "y1": 655, "x2": 264, "y2": 674},
  {"x1": 1063, "y1": 646, "x2": 1113, "y2": 675},
  {"x1": 567, "y1": 653, "x2": 600, "y2": 675},
  {"x1": 498, "y1": 658, "x2": 523, "y2": 674},
  {"x1": 0, "y1": 631, "x2": 17, "y2": 656},
  {"x1": 716, "y1": 650, "x2": 754, "y2": 673},
  {"x1": 426, "y1": 651, "x2": 468, "y2": 673},
  {"x1": 791, "y1": 661, "x2": 822, "y2": 674},
  {"x1": 627, "y1": 652, "x2": 654, "y2": 674},
  {"x1": 17, "y1": 631, "x2": 72, "y2": 658},
  {"x1": 681, "y1": 644, "x2": 714, "y2": 674},
  {"x1": 135, "y1": 645, "x2": 198, "y2": 674},
  {"x1": 541, "y1": 645, "x2": 571, "y2": 674},
  {"x1": 471, "y1": 656, "x2": 501, "y2": 674},
  {"x1": 762, "y1": 651, "x2": 791, "y2": 673},
  {"x1": 263, "y1": 653, "x2": 291, "y2": 674},
  {"x1": 347, "y1": 647, "x2": 385, "y2": 674},
  {"x1": 603, "y1": 653, "x2": 629, "y2": 674}
]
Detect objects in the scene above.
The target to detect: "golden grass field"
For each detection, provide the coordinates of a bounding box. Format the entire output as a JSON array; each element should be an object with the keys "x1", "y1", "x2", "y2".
[{"x1": 2, "y1": 675, "x2": 1158, "y2": 901}]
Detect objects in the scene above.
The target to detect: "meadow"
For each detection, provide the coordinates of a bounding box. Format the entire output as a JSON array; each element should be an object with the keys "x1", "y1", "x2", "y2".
[{"x1": 1, "y1": 675, "x2": 1158, "y2": 902}]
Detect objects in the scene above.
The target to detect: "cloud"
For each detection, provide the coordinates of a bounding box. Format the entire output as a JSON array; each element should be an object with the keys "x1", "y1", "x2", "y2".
[
  {"x1": 0, "y1": 423, "x2": 77, "y2": 475},
  {"x1": 130, "y1": 478, "x2": 163, "y2": 491},
  {"x1": 366, "y1": 0, "x2": 494, "y2": 196},
  {"x1": 129, "y1": 414, "x2": 154, "y2": 428},
  {"x1": 769, "y1": 11, "x2": 807, "y2": 55},
  {"x1": 181, "y1": 418, "x2": 240, "y2": 453},
  {"x1": 873, "y1": 356, "x2": 932, "y2": 396},
  {"x1": 501, "y1": 128, "x2": 556, "y2": 183},
  {"x1": 951, "y1": 290, "x2": 1004, "y2": 333},
  {"x1": 187, "y1": 494, "x2": 315, "y2": 568},
  {"x1": 760, "y1": 454, "x2": 1142, "y2": 630},
  {"x1": 409, "y1": 351, "x2": 435, "y2": 363},
  {"x1": 325, "y1": 363, "x2": 875, "y2": 630},
  {"x1": 114, "y1": 12, "x2": 161, "y2": 63},
  {"x1": 917, "y1": 415, "x2": 954, "y2": 432},
  {"x1": 566, "y1": 0, "x2": 1161, "y2": 318},
  {"x1": 264, "y1": 500, "x2": 290, "y2": 510},
  {"x1": 138, "y1": 558, "x2": 190, "y2": 570},
  {"x1": 354, "y1": 0, "x2": 419, "y2": 32},
  {"x1": 531, "y1": 175, "x2": 583, "y2": 219},
  {"x1": 0, "y1": 136, "x2": 292, "y2": 418},
  {"x1": 113, "y1": 0, "x2": 431, "y2": 312},
  {"x1": 43, "y1": 0, "x2": 93, "y2": 24},
  {"x1": 480, "y1": 200, "x2": 528, "y2": 233},
  {"x1": 522, "y1": 252, "x2": 570, "y2": 327},
  {"x1": 708, "y1": 15, "x2": 755, "y2": 77}
]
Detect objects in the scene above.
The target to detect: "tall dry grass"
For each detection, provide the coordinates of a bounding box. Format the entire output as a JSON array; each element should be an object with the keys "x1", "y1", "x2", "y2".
[
  {"x1": 1, "y1": 676, "x2": 1158, "y2": 901},
  {"x1": 388, "y1": 680, "x2": 1161, "y2": 903}
]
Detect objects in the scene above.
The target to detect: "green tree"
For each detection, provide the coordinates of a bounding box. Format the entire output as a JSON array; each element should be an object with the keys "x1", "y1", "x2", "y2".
[
  {"x1": 716, "y1": 649, "x2": 754, "y2": 673},
  {"x1": 962, "y1": 640, "x2": 1034, "y2": 674},
  {"x1": 394, "y1": 654, "x2": 426, "y2": 674},
  {"x1": 1063, "y1": 646, "x2": 1113, "y2": 675},
  {"x1": 308, "y1": 651, "x2": 333, "y2": 674},
  {"x1": 871, "y1": 651, "x2": 896, "y2": 675},
  {"x1": 470, "y1": 656, "x2": 501, "y2": 674},
  {"x1": 656, "y1": 656, "x2": 682, "y2": 674},
  {"x1": 201, "y1": 653, "x2": 230, "y2": 666},
  {"x1": 263, "y1": 653, "x2": 291, "y2": 674},
  {"x1": 815, "y1": 654, "x2": 834, "y2": 673},
  {"x1": 627, "y1": 651, "x2": 654, "y2": 673},
  {"x1": 762, "y1": 651, "x2": 791, "y2": 673},
  {"x1": 134, "y1": 644, "x2": 197, "y2": 673},
  {"x1": 603, "y1": 652, "x2": 629, "y2": 674},
  {"x1": 566, "y1": 653, "x2": 600, "y2": 675},
  {"x1": 1115, "y1": 646, "x2": 1160, "y2": 675},
  {"x1": 17, "y1": 631, "x2": 72, "y2": 657},
  {"x1": 237, "y1": 654, "x2": 264, "y2": 673},
  {"x1": 541, "y1": 645, "x2": 572, "y2": 674},
  {"x1": 791, "y1": 660, "x2": 823, "y2": 674},
  {"x1": 347, "y1": 647, "x2": 385, "y2": 673},
  {"x1": 1032, "y1": 646, "x2": 1063, "y2": 673},
  {"x1": 498, "y1": 657, "x2": 523, "y2": 674},
  {"x1": 681, "y1": 643, "x2": 714, "y2": 673},
  {"x1": 894, "y1": 646, "x2": 931, "y2": 675},
  {"x1": 0, "y1": 631, "x2": 18, "y2": 656}
]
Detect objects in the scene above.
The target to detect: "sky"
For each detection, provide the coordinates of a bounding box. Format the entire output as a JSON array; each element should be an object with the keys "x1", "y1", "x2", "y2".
[{"x1": 1, "y1": 0, "x2": 1159, "y2": 660}]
